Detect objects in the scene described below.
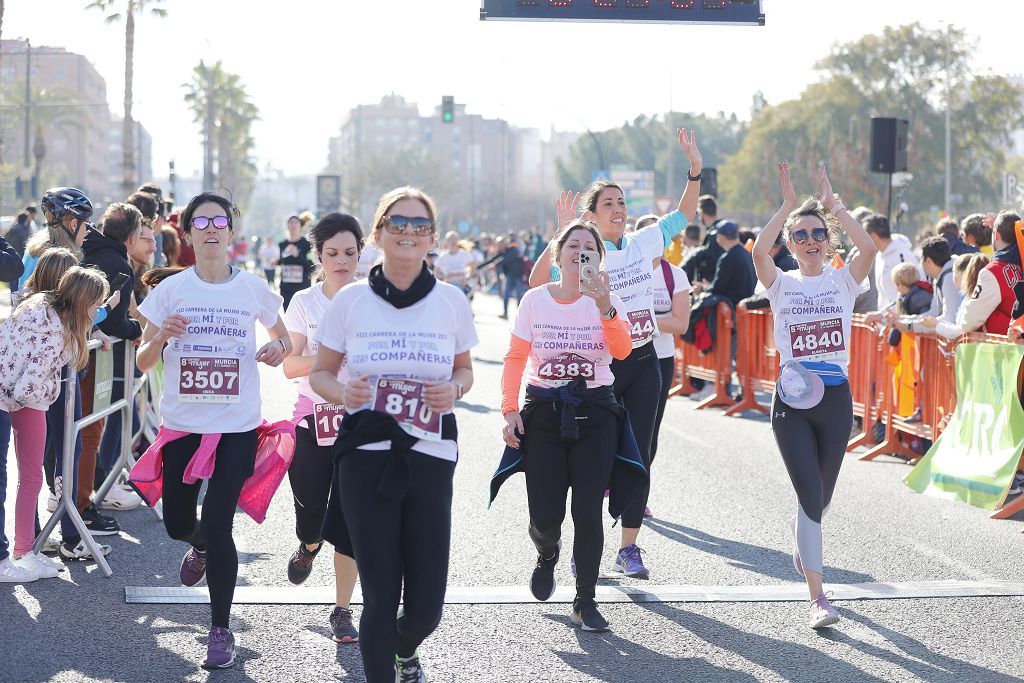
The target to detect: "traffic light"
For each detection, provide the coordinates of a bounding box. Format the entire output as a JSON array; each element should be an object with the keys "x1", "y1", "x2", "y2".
[
  {"x1": 480, "y1": 0, "x2": 764, "y2": 25},
  {"x1": 442, "y1": 96, "x2": 455, "y2": 124}
]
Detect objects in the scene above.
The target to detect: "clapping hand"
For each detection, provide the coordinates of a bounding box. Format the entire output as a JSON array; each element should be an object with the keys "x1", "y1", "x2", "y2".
[
  {"x1": 778, "y1": 161, "x2": 797, "y2": 208},
  {"x1": 556, "y1": 191, "x2": 582, "y2": 230},
  {"x1": 677, "y1": 129, "x2": 702, "y2": 174},
  {"x1": 816, "y1": 161, "x2": 837, "y2": 212}
]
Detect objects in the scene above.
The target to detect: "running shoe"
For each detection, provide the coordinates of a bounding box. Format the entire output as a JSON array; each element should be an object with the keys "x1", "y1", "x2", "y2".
[
  {"x1": 612, "y1": 544, "x2": 649, "y2": 579},
  {"x1": 81, "y1": 505, "x2": 121, "y2": 536},
  {"x1": 287, "y1": 542, "x2": 322, "y2": 585},
  {"x1": 202, "y1": 627, "x2": 235, "y2": 669},
  {"x1": 39, "y1": 536, "x2": 61, "y2": 555},
  {"x1": 16, "y1": 552, "x2": 62, "y2": 578},
  {"x1": 98, "y1": 484, "x2": 142, "y2": 511},
  {"x1": 570, "y1": 598, "x2": 610, "y2": 632},
  {"x1": 46, "y1": 491, "x2": 58, "y2": 513},
  {"x1": 0, "y1": 557, "x2": 38, "y2": 583},
  {"x1": 330, "y1": 606, "x2": 359, "y2": 643},
  {"x1": 395, "y1": 652, "x2": 428, "y2": 682},
  {"x1": 1009, "y1": 472, "x2": 1024, "y2": 496},
  {"x1": 529, "y1": 546, "x2": 559, "y2": 601},
  {"x1": 644, "y1": 505, "x2": 653, "y2": 518},
  {"x1": 809, "y1": 593, "x2": 840, "y2": 629},
  {"x1": 179, "y1": 547, "x2": 207, "y2": 587},
  {"x1": 58, "y1": 538, "x2": 112, "y2": 562},
  {"x1": 789, "y1": 516, "x2": 804, "y2": 578}
]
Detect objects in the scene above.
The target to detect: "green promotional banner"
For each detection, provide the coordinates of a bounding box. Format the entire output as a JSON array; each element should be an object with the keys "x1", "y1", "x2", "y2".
[
  {"x1": 905, "y1": 344, "x2": 1024, "y2": 510},
  {"x1": 93, "y1": 348, "x2": 114, "y2": 414}
]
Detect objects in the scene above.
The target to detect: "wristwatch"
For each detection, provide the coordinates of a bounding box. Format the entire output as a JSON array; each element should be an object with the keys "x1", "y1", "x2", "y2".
[
  {"x1": 452, "y1": 380, "x2": 465, "y2": 400},
  {"x1": 601, "y1": 306, "x2": 617, "y2": 321}
]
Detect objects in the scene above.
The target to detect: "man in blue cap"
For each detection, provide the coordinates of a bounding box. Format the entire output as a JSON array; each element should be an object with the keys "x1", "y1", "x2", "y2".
[{"x1": 704, "y1": 220, "x2": 756, "y2": 307}]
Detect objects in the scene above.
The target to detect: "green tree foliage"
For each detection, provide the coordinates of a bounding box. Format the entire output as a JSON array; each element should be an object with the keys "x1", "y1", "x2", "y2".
[{"x1": 721, "y1": 23, "x2": 1024, "y2": 221}]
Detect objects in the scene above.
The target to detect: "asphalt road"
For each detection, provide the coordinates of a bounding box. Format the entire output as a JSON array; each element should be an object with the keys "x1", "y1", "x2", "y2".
[{"x1": 2, "y1": 292, "x2": 1023, "y2": 682}]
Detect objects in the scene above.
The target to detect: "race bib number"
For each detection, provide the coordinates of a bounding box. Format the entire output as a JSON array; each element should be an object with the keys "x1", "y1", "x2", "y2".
[
  {"x1": 280, "y1": 264, "x2": 305, "y2": 283},
  {"x1": 313, "y1": 402, "x2": 345, "y2": 447},
  {"x1": 372, "y1": 379, "x2": 441, "y2": 441},
  {"x1": 178, "y1": 357, "x2": 240, "y2": 403},
  {"x1": 789, "y1": 318, "x2": 846, "y2": 359},
  {"x1": 627, "y1": 309, "x2": 657, "y2": 344},
  {"x1": 537, "y1": 352, "x2": 596, "y2": 382}
]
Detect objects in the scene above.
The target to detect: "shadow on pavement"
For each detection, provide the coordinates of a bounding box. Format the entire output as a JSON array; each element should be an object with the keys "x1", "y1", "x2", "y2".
[
  {"x1": 304, "y1": 624, "x2": 365, "y2": 678},
  {"x1": 825, "y1": 608, "x2": 1024, "y2": 682},
  {"x1": 643, "y1": 518, "x2": 875, "y2": 584},
  {"x1": 543, "y1": 613, "x2": 758, "y2": 683}
]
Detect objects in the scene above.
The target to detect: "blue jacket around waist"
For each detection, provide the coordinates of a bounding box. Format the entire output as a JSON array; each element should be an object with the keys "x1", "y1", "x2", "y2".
[{"x1": 488, "y1": 379, "x2": 647, "y2": 521}]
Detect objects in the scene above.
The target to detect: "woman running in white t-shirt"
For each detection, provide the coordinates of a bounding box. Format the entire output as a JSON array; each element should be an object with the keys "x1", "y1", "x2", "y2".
[
  {"x1": 310, "y1": 187, "x2": 478, "y2": 683},
  {"x1": 135, "y1": 192, "x2": 291, "y2": 669},
  {"x1": 752, "y1": 162, "x2": 876, "y2": 629},
  {"x1": 281, "y1": 213, "x2": 363, "y2": 644},
  {"x1": 529, "y1": 130, "x2": 703, "y2": 579}
]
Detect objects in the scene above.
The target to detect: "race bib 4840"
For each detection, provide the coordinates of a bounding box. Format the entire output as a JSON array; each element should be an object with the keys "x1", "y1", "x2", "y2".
[
  {"x1": 789, "y1": 318, "x2": 846, "y2": 359},
  {"x1": 178, "y1": 357, "x2": 240, "y2": 403}
]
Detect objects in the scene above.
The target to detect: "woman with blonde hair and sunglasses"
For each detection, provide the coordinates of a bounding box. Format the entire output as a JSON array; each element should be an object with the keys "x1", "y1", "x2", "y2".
[
  {"x1": 752, "y1": 161, "x2": 876, "y2": 629},
  {"x1": 311, "y1": 187, "x2": 478, "y2": 683}
]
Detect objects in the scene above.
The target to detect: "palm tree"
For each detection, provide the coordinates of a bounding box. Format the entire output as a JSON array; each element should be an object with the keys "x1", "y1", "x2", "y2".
[{"x1": 85, "y1": 0, "x2": 166, "y2": 194}]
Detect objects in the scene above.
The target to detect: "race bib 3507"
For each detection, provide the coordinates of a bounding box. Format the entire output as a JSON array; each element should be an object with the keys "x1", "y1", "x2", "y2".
[{"x1": 178, "y1": 357, "x2": 240, "y2": 403}]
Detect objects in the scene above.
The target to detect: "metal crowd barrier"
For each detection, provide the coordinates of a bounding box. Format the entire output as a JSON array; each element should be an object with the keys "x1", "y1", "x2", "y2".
[{"x1": 32, "y1": 338, "x2": 136, "y2": 578}]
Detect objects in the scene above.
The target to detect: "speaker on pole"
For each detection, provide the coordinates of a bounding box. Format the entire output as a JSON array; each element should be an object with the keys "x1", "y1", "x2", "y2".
[{"x1": 869, "y1": 118, "x2": 909, "y2": 174}]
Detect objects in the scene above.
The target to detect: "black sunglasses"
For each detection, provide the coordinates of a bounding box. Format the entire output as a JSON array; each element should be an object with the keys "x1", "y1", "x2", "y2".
[
  {"x1": 790, "y1": 227, "x2": 829, "y2": 245},
  {"x1": 383, "y1": 215, "x2": 435, "y2": 236}
]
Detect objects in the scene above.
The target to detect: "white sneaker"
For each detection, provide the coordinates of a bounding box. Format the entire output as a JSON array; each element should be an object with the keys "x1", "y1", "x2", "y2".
[
  {"x1": 39, "y1": 536, "x2": 61, "y2": 555},
  {"x1": 46, "y1": 492, "x2": 58, "y2": 513},
  {"x1": 16, "y1": 552, "x2": 60, "y2": 579},
  {"x1": 98, "y1": 484, "x2": 142, "y2": 511},
  {"x1": 0, "y1": 557, "x2": 38, "y2": 583},
  {"x1": 25, "y1": 551, "x2": 64, "y2": 572}
]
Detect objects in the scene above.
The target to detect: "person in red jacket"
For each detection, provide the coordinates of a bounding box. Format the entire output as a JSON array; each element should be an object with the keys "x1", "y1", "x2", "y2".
[{"x1": 965, "y1": 211, "x2": 1022, "y2": 335}]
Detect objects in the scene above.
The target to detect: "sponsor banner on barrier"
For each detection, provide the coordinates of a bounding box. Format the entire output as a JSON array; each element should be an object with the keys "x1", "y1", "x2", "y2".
[{"x1": 905, "y1": 343, "x2": 1024, "y2": 510}]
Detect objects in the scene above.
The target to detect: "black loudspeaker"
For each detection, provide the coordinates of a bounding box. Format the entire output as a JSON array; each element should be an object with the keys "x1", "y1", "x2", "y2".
[
  {"x1": 701, "y1": 167, "x2": 718, "y2": 198},
  {"x1": 869, "y1": 118, "x2": 909, "y2": 173}
]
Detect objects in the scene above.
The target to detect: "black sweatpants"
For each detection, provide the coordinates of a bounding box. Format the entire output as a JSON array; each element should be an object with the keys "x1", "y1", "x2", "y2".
[
  {"x1": 650, "y1": 355, "x2": 676, "y2": 464},
  {"x1": 161, "y1": 430, "x2": 257, "y2": 629},
  {"x1": 524, "y1": 400, "x2": 617, "y2": 601},
  {"x1": 288, "y1": 422, "x2": 338, "y2": 548},
  {"x1": 337, "y1": 448, "x2": 455, "y2": 683},
  {"x1": 611, "y1": 341, "x2": 661, "y2": 529}
]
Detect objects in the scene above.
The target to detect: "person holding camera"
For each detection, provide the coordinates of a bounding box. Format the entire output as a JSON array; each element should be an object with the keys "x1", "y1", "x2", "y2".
[{"x1": 492, "y1": 221, "x2": 636, "y2": 632}]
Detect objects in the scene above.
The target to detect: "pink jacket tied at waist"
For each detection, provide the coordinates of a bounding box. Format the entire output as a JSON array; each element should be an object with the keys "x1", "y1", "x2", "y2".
[{"x1": 129, "y1": 420, "x2": 296, "y2": 524}]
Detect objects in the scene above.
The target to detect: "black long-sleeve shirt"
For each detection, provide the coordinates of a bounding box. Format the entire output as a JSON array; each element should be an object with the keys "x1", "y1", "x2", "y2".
[
  {"x1": 707, "y1": 244, "x2": 756, "y2": 307},
  {"x1": 0, "y1": 235, "x2": 25, "y2": 282}
]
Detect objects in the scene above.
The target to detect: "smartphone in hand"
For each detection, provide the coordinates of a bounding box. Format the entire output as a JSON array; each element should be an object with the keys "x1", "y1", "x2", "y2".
[
  {"x1": 578, "y1": 250, "x2": 600, "y2": 291},
  {"x1": 109, "y1": 272, "x2": 130, "y2": 294}
]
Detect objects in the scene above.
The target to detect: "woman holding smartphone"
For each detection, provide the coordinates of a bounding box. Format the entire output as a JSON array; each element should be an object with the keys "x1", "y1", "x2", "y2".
[
  {"x1": 529, "y1": 130, "x2": 703, "y2": 578},
  {"x1": 492, "y1": 220, "x2": 638, "y2": 632}
]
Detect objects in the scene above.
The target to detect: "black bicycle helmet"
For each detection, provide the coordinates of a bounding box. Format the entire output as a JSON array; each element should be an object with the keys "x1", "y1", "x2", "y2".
[{"x1": 40, "y1": 187, "x2": 94, "y2": 225}]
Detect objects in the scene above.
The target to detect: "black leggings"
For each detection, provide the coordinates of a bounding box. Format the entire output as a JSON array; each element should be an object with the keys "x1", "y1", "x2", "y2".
[
  {"x1": 161, "y1": 430, "x2": 256, "y2": 629},
  {"x1": 338, "y1": 448, "x2": 455, "y2": 683},
  {"x1": 524, "y1": 400, "x2": 616, "y2": 601},
  {"x1": 288, "y1": 422, "x2": 340, "y2": 549},
  {"x1": 611, "y1": 342, "x2": 662, "y2": 529},
  {"x1": 771, "y1": 383, "x2": 852, "y2": 575},
  {"x1": 650, "y1": 355, "x2": 676, "y2": 464}
]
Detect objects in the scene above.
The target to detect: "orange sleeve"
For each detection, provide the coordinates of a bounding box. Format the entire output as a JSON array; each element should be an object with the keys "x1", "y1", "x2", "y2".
[
  {"x1": 501, "y1": 334, "x2": 532, "y2": 415},
  {"x1": 602, "y1": 316, "x2": 632, "y2": 360}
]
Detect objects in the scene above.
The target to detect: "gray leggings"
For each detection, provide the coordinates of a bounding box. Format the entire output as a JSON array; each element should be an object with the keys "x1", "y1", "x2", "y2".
[{"x1": 770, "y1": 383, "x2": 852, "y2": 575}]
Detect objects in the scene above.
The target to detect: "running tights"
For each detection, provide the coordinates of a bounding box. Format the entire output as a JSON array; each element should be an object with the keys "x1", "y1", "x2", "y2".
[
  {"x1": 524, "y1": 400, "x2": 616, "y2": 601},
  {"x1": 771, "y1": 383, "x2": 852, "y2": 575},
  {"x1": 288, "y1": 422, "x2": 346, "y2": 552},
  {"x1": 612, "y1": 342, "x2": 662, "y2": 529},
  {"x1": 650, "y1": 355, "x2": 676, "y2": 463},
  {"x1": 161, "y1": 430, "x2": 256, "y2": 629},
  {"x1": 337, "y1": 448, "x2": 455, "y2": 683}
]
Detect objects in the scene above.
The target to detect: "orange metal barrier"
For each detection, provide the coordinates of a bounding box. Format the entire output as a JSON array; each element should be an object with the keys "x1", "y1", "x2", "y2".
[
  {"x1": 725, "y1": 304, "x2": 778, "y2": 416},
  {"x1": 845, "y1": 316, "x2": 886, "y2": 451},
  {"x1": 669, "y1": 301, "x2": 735, "y2": 410}
]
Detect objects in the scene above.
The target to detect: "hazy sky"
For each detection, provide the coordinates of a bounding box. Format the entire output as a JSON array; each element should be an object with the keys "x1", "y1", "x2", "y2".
[{"x1": 4, "y1": 1, "x2": 1021, "y2": 178}]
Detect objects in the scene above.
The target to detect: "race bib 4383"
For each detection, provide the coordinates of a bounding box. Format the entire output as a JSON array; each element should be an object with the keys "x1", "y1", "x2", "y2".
[
  {"x1": 178, "y1": 357, "x2": 240, "y2": 403},
  {"x1": 537, "y1": 352, "x2": 595, "y2": 382}
]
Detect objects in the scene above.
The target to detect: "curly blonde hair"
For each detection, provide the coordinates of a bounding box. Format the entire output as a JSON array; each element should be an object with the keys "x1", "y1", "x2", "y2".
[{"x1": 783, "y1": 197, "x2": 842, "y2": 255}]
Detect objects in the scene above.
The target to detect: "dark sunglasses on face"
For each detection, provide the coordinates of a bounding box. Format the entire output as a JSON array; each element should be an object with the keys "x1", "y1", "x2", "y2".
[
  {"x1": 190, "y1": 215, "x2": 231, "y2": 231},
  {"x1": 383, "y1": 215, "x2": 435, "y2": 236},
  {"x1": 791, "y1": 227, "x2": 829, "y2": 245}
]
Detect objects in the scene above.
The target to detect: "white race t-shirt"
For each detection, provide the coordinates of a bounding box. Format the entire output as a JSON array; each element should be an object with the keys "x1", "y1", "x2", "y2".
[
  {"x1": 259, "y1": 245, "x2": 278, "y2": 270},
  {"x1": 435, "y1": 250, "x2": 473, "y2": 285},
  {"x1": 355, "y1": 243, "x2": 382, "y2": 280},
  {"x1": 512, "y1": 285, "x2": 625, "y2": 389},
  {"x1": 315, "y1": 280, "x2": 479, "y2": 461},
  {"x1": 605, "y1": 222, "x2": 667, "y2": 348},
  {"x1": 652, "y1": 261, "x2": 691, "y2": 359},
  {"x1": 283, "y1": 283, "x2": 349, "y2": 421},
  {"x1": 764, "y1": 266, "x2": 868, "y2": 377},
  {"x1": 138, "y1": 268, "x2": 283, "y2": 433}
]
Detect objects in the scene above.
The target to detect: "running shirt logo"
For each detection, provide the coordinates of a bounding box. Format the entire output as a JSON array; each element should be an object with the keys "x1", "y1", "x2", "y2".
[{"x1": 537, "y1": 352, "x2": 596, "y2": 381}]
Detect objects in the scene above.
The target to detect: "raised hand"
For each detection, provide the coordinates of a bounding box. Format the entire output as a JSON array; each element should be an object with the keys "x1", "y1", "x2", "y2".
[
  {"x1": 778, "y1": 161, "x2": 797, "y2": 208},
  {"x1": 556, "y1": 191, "x2": 581, "y2": 230},
  {"x1": 817, "y1": 161, "x2": 837, "y2": 211},
  {"x1": 677, "y1": 129, "x2": 702, "y2": 173}
]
